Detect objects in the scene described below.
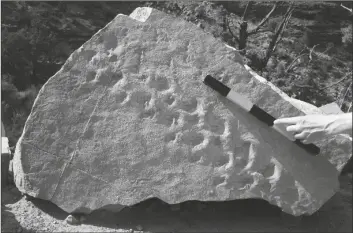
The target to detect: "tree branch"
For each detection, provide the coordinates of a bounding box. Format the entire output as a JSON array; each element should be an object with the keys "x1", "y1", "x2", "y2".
[
  {"x1": 322, "y1": 43, "x2": 333, "y2": 54},
  {"x1": 339, "y1": 81, "x2": 352, "y2": 108},
  {"x1": 271, "y1": 5, "x2": 293, "y2": 53},
  {"x1": 341, "y1": 3, "x2": 353, "y2": 13},
  {"x1": 248, "y1": 2, "x2": 279, "y2": 35},
  {"x1": 293, "y1": 83, "x2": 313, "y2": 89},
  {"x1": 320, "y1": 72, "x2": 353, "y2": 90},
  {"x1": 347, "y1": 102, "x2": 352, "y2": 113},
  {"x1": 285, "y1": 53, "x2": 307, "y2": 73},
  {"x1": 309, "y1": 44, "x2": 319, "y2": 61},
  {"x1": 286, "y1": 45, "x2": 317, "y2": 73},
  {"x1": 255, "y1": 29, "x2": 272, "y2": 34},
  {"x1": 241, "y1": 1, "x2": 252, "y2": 21},
  {"x1": 261, "y1": 3, "x2": 294, "y2": 69},
  {"x1": 272, "y1": 9, "x2": 292, "y2": 52}
]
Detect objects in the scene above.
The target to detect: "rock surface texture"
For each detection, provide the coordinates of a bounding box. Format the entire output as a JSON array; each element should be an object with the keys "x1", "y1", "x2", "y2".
[{"x1": 13, "y1": 7, "x2": 352, "y2": 216}]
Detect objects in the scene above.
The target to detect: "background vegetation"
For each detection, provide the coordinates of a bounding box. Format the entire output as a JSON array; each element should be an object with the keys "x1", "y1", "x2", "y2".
[{"x1": 1, "y1": 1, "x2": 352, "y2": 150}]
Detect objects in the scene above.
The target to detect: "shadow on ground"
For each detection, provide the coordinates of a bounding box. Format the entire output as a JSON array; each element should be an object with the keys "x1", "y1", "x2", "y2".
[
  {"x1": 1, "y1": 186, "x2": 31, "y2": 232},
  {"x1": 10, "y1": 174, "x2": 352, "y2": 232}
]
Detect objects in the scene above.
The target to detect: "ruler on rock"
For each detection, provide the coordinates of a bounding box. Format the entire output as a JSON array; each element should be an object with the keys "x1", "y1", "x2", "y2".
[{"x1": 203, "y1": 75, "x2": 320, "y2": 156}]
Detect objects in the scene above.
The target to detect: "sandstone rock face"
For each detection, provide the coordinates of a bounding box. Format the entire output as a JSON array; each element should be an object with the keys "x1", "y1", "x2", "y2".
[
  {"x1": 13, "y1": 7, "x2": 352, "y2": 216},
  {"x1": 244, "y1": 65, "x2": 322, "y2": 115},
  {"x1": 319, "y1": 102, "x2": 344, "y2": 115}
]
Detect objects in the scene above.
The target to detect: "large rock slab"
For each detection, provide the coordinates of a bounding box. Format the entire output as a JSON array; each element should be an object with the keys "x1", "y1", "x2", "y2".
[{"x1": 13, "y1": 7, "x2": 352, "y2": 216}]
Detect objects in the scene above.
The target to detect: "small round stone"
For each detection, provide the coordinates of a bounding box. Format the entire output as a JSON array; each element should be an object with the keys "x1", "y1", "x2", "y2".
[{"x1": 65, "y1": 214, "x2": 80, "y2": 225}]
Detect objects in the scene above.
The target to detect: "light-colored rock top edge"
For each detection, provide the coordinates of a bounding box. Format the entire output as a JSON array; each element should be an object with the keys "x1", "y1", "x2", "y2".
[{"x1": 129, "y1": 7, "x2": 153, "y2": 22}]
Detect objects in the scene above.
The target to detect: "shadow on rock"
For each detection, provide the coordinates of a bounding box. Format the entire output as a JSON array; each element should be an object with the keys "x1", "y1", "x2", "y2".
[
  {"x1": 1, "y1": 185, "x2": 30, "y2": 233},
  {"x1": 24, "y1": 174, "x2": 352, "y2": 232}
]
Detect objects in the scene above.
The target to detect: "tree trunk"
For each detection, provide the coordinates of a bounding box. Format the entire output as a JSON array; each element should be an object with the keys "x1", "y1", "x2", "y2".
[
  {"x1": 238, "y1": 21, "x2": 248, "y2": 50},
  {"x1": 227, "y1": 1, "x2": 278, "y2": 52},
  {"x1": 262, "y1": 3, "x2": 294, "y2": 70},
  {"x1": 248, "y1": 2, "x2": 279, "y2": 35},
  {"x1": 241, "y1": 2, "x2": 251, "y2": 21}
]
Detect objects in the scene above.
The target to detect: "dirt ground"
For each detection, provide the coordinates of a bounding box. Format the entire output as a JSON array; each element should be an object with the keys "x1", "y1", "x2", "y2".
[{"x1": 1, "y1": 174, "x2": 352, "y2": 233}]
